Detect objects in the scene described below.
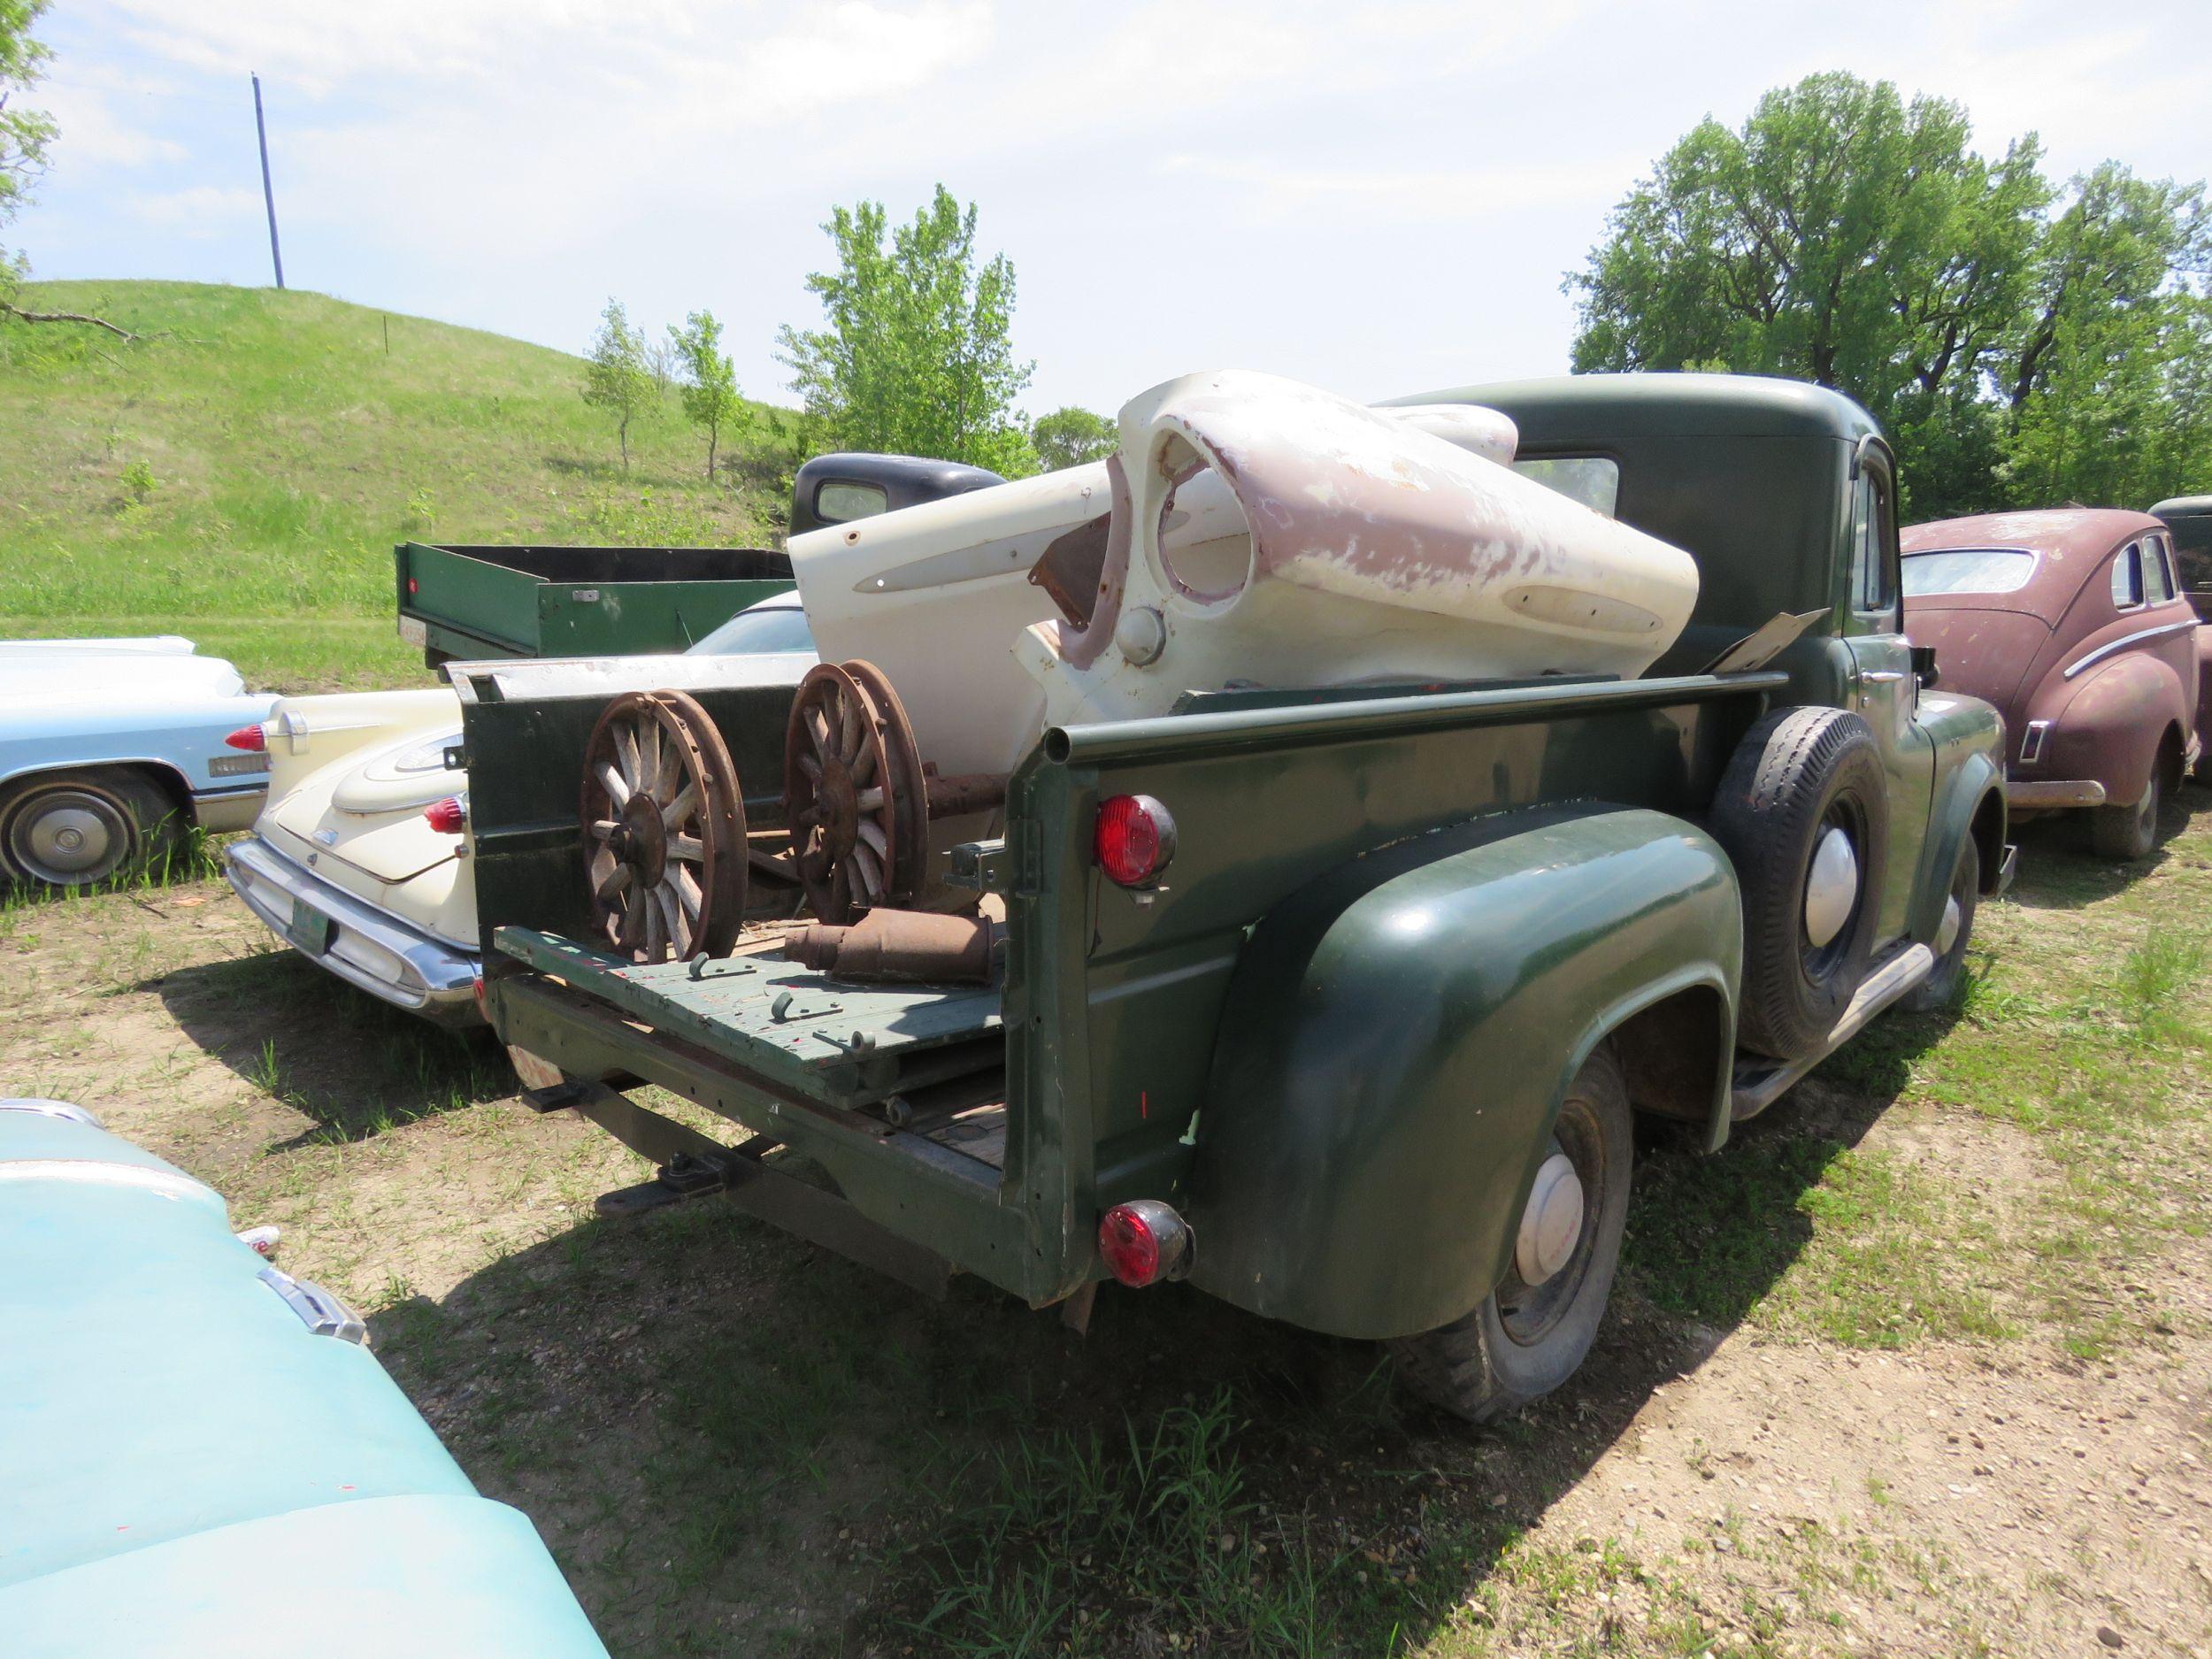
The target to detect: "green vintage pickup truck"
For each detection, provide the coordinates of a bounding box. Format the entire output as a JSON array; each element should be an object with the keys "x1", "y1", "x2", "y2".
[{"x1": 463, "y1": 373, "x2": 2010, "y2": 1423}]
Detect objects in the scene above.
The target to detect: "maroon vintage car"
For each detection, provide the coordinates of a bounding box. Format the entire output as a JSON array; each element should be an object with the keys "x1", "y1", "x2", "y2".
[{"x1": 1903, "y1": 508, "x2": 2200, "y2": 859}]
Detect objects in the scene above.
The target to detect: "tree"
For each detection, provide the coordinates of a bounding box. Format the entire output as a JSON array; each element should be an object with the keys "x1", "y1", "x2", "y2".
[
  {"x1": 581, "y1": 298, "x2": 654, "y2": 470},
  {"x1": 775, "y1": 185, "x2": 1036, "y2": 474},
  {"x1": 1568, "y1": 73, "x2": 2048, "y2": 516},
  {"x1": 1570, "y1": 73, "x2": 2212, "y2": 514},
  {"x1": 1032, "y1": 406, "x2": 1118, "y2": 471},
  {"x1": 670, "y1": 308, "x2": 745, "y2": 482}
]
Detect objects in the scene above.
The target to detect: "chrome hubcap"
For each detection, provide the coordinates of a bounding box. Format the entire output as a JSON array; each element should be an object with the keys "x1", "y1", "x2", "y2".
[
  {"x1": 21, "y1": 802, "x2": 119, "y2": 879},
  {"x1": 1936, "y1": 894, "x2": 1963, "y2": 956},
  {"x1": 1804, "y1": 825, "x2": 1859, "y2": 949},
  {"x1": 1515, "y1": 1150, "x2": 1585, "y2": 1286}
]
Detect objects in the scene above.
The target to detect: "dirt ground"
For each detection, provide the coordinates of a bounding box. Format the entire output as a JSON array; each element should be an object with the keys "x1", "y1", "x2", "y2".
[{"x1": 5, "y1": 803, "x2": 2211, "y2": 1658}]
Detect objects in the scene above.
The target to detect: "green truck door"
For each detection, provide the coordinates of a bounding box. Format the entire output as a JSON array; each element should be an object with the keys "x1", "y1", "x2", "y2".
[{"x1": 1845, "y1": 445, "x2": 1935, "y2": 942}]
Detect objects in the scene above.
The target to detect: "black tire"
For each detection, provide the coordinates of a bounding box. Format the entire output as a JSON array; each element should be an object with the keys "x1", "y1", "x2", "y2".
[
  {"x1": 1709, "y1": 706, "x2": 1889, "y2": 1061},
  {"x1": 0, "y1": 771, "x2": 178, "y2": 891},
  {"x1": 2088, "y1": 772, "x2": 2159, "y2": 861},
  {"x1": 1390, "y1": 1043, "x2": 1632, "y2": 1425},
  {"x1": 1903, "y1": 834, "x2": 1978, "y2": 1013}
]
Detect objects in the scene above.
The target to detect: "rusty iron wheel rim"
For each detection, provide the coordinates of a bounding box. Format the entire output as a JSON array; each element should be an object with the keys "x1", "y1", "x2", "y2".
[
  {"x1": 783, "y1": 663, "x2": 899, "y2": 924},
  {"x1": 840, "y1": 658, "x2": 929, "y2": 908},
  {"x1": 581, "y1": 689, "x2": 749, "y2": 964}
]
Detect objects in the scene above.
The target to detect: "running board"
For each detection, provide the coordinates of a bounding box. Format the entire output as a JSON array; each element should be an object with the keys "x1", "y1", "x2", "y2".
[{"x1": 1729, "y1": 943, "x2": 1934, "y2": 1122}]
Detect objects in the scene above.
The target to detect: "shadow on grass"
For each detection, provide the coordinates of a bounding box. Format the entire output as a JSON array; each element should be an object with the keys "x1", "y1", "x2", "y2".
[
  {"x1": 150, "y1": 945, "x2": 509, "y2": 1143},
  {"x1": 367, "y1": 1002, "x2": 1962, "y2": 1658},
  {"x1": 2003, "y1": 790, "x2": 2200, "y2": 912}
]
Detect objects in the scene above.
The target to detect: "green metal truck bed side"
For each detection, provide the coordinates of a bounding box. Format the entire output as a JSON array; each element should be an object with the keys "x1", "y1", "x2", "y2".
[{"x1": 396, "y1": 541, "x2": 794, "y2": 660}]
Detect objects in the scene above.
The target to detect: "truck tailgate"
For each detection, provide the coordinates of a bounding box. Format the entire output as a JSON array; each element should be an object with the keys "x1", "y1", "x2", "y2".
[{"x1": 495, "y1": 926, "x2": 1002, "y2": 1114}]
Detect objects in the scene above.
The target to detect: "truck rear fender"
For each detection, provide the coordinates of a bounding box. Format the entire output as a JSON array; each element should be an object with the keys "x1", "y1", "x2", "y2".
[{"x1": 1181, "y1": 803, "x2": 1740, "y2": 1341}]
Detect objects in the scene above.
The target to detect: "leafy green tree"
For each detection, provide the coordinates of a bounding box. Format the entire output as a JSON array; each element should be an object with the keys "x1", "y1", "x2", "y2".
[
  {"x1": 1568, "y1": 73, "x2": 2047, "y2": 516},
  {"x1": 1032, "y1": 406, "x2": 1118, "y2": 471},
  {"x1": 0, "y1": 0, "x2": 53, "y2": 296},
  {"x1": 2000, "y1": 165, "x2": 2212, "y2": 506},
  {"x1": 670, "y1": 308, "x2": 745, "y2": 481},
  {"x1": 581, "y1": 298, "x2": 654, "y2": 470},
  {"x1": 775, "y1": 186, "x2": 1036, "y2": 475}
]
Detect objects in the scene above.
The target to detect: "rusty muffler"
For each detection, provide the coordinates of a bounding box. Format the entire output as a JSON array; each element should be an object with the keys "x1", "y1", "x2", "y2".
[{"x1": 784, "y1": 908, "x2": 1004, "y2": 984}]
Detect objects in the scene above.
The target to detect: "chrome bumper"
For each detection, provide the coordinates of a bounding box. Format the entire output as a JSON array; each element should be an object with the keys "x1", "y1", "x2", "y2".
[
  {"x1": 224, "y1": 835, "x2": 481, "y2": 1025},
  {"x1": 2007, "y1": 779, "x2": 2108, "y2": 810}
]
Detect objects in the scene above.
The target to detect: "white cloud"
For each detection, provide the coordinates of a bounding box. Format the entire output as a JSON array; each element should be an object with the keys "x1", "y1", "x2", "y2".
[
  {"x1": 127, "y1": 185, "x2": 264, "y2": 234},
  {"x1": 32, "y1": 82, "x2": 188, "y2": 168},
  {"x1": 1156, "y1": 154, "x2": 1647, "y2": 227}
]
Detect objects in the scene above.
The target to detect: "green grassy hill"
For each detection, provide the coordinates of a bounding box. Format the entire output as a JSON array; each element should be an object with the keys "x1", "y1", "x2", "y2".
[{"x1": 0, "y1": 280, "x2": 787, "y2": 690}]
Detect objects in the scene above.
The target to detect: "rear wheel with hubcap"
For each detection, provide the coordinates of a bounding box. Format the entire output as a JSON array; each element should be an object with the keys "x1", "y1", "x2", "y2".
[
  {"x1": 1391, "y1": 1043, "x2": 1633, "y2": 1424},
  {"x1": 0, "y1": 771, "x2": 175, "y2": 891}
]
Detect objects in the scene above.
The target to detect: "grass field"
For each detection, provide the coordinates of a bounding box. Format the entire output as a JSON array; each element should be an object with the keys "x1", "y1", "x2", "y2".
[{"x1": 0, "y1": 280, "x2": 786, "y2": 690}]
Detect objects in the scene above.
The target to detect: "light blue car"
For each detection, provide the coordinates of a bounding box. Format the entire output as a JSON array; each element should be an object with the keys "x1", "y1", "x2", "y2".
[
  {"x1": 0, "y1": 637, "x2": 279, "y2": 889},
  {"x1": 0, "y1": 1098, "x2": 610, "y2": 1658}
]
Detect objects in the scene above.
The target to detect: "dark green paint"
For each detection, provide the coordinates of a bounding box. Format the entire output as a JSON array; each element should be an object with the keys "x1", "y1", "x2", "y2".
[{"x1": 396, "y1": 541, "x2": 793, "y2": 662}]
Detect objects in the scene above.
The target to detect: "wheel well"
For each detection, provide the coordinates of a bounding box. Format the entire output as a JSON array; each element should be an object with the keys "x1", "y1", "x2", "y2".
[
  {"x1": 1609, "y1": 984, "x2": 1728, "y2": 1124},
  {"x1": 2159, "y1": 723, "x2": 2187, "y2": 794},
  {"x1": 1970, "y1": 787, "x2": 2005, "y2": 895},
  {"x1": 0, "y1": 761, "x2": 192, "y2": 825}
]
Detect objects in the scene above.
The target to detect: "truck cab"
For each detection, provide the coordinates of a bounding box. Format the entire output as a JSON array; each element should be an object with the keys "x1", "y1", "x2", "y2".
[{"x1": 465, "y1": 373, "x2": 2008, "y2": 1424}]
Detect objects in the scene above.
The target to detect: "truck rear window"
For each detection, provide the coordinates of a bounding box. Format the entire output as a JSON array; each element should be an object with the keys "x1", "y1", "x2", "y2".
[
  {"x1": 1510, "y1": 457, "x2": 1619, "y2": 518},
  {"x1": 1901, "y1": 548, "x2": 2035, "y2": 596}
]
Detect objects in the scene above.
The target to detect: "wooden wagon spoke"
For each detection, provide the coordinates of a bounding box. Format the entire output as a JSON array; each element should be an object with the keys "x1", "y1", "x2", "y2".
[
  {"x1": 855, "y1": 786, "x2": 885, "y2": 812},
  {"x1": 852, "y1": 841, "x2": 884, "y2": 900},
  {"x1": 857, "y1": 818, "x2": 889, "y2": 856},
  {"x1": 582, "y1": 688, "x2": 749, "y2": 966}
]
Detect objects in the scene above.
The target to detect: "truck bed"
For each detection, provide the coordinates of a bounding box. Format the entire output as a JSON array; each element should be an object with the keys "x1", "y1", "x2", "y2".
[{"x1": 396, "y1": 541, "x2": 795, "y2": 663}]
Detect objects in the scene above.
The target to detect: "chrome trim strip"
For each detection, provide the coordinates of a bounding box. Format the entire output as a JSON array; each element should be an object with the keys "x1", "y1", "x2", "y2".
[
  {"x1": 257, "y1": 1264, "x2": 369, "y2": 1344},
  {"x1": 2062, "y1": 618, "x2": 2200, "y2": 680},
  {"x1": 225, "y1": 834, "x2": 480, "y2": 1018},
  {"x1": 0, "y1": 1159, "x2": 212, "y2": 1202},
  {"x1": 0, "y1": 1098, "x2": 103, "y2": 1127}
]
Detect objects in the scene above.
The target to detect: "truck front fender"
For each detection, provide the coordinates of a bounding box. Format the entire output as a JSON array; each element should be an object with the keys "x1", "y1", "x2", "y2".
[
  {"x1": 1182, "y1": 804, "x2": 1740, "y2": 1340},
  {"x1": 1908, "y1": 692, "x2": 2007, "y2": 944}
]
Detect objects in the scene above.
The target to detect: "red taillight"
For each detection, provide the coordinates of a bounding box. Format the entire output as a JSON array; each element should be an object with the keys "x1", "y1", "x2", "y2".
[
  {"x1": 1094, "y1": 794, "x2": 1176, "y2": 887},
  {"x1": 424, "y1": 795, "x2": 466, "y2": 834},
  {"x1": 1097, "y1": 1199, "x2": 1192, "y2": 1288},
  {"x1": 472, "y1": 975, "x2": 487, "y2": 1013},
  {"x1": 223, "y1": 724, "x2": 266, "y2": 752},
  {"x1": 406, "y1": 576, "x2": 419, "y2": 595}
]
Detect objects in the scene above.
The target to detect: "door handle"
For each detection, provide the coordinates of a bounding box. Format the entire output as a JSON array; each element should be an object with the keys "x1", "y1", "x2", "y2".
[{"x1": 1860, "y1": 671, "x2": 1908, "y2": 685}]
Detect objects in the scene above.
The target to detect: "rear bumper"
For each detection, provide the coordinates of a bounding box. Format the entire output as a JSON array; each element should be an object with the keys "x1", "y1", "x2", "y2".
[
  {"x1": 225, "y1": 835, "x2": 481, "y2": 1025},
  {"x1": 2007, "y1": 779, "x2": 2108, "y2": 810}
]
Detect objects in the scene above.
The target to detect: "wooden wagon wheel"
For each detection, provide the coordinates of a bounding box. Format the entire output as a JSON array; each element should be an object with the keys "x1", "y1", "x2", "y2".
[
  {"x1": 784, "y1": 664, "x2": 902, "y2": 923},
  {"x1": 581, "y1": 689, "x2": 748, "y2": 964},
  {"x1": 841, "y1": 658, "x2": 930, "y2": 906}
]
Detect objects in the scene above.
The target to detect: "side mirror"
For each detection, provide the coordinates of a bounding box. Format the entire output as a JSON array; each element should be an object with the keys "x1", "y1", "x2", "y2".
[{"x1": 1909, "y1": 643, "x2": 1939, "y2": 687}]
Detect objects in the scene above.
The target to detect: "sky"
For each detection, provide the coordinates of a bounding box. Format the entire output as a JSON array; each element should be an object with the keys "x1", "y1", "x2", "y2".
[{"x1": 19, "y1": 1, "x2": 2212, "y2": 417}]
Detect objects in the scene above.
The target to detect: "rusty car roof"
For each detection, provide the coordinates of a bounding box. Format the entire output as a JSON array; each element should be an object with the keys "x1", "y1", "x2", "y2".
[{"x1": 1902, "y1": 507, "x2": 2169, "y2": 611}]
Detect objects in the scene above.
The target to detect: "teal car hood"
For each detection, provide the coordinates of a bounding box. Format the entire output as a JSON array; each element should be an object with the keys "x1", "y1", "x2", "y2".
[{"x1": 0, "y1": 1104, "x2": 606, "y2": 1658}]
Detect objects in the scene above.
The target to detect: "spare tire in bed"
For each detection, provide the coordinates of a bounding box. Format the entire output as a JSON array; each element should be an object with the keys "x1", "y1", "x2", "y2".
[{"x1": 1710, "y1": 705, "x2": 1889, "y2": 1061}]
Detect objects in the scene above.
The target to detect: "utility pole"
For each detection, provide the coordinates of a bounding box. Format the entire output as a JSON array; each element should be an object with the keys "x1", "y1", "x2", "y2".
[{"x1": 251, "y1": 73, "x2": 285, "y2": 290}]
